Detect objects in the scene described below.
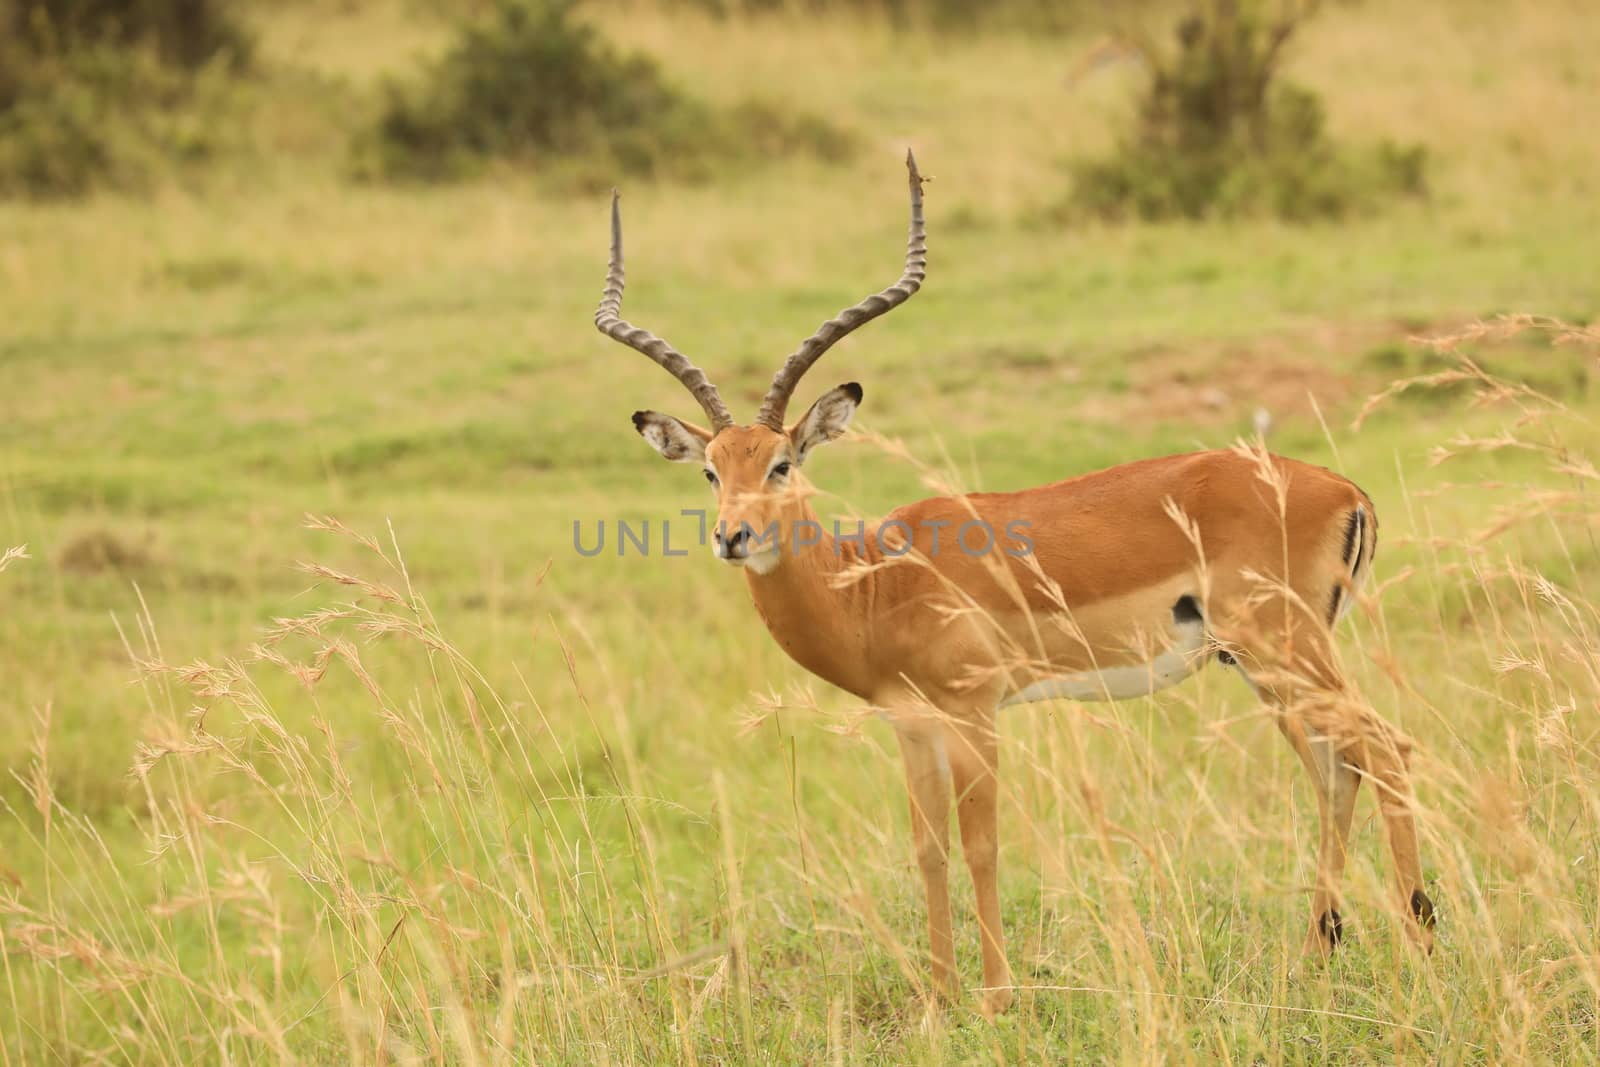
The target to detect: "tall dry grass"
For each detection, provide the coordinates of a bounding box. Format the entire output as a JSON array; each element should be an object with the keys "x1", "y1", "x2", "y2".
[{"x1": 3, "y1": 324, "x2": 1600, "y2": 1062}]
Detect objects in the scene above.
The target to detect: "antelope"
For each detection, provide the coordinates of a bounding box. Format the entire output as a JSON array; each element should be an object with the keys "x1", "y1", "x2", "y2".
[{"x1": 595, "y1": 152, "x2": 1435, "y2": 1017}]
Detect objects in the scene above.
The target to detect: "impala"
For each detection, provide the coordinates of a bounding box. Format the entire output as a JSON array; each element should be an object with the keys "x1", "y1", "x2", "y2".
[{"x1": 595, "y1": 152, "x2": 1435, "y2": 1016}]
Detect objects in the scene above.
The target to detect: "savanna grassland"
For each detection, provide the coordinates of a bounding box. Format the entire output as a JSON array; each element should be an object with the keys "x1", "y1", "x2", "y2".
[{"x1": 3, "y1": 1, "x2": 1600, "y2": 1062}]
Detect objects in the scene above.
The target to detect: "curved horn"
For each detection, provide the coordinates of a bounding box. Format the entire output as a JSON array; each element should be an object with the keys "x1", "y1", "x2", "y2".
[
  {"x1": 755, "y1": 150, "x2": 927, "y2": 431},
  {"x1": 596, "y1": 190, "x2": 734, "y2": 432}
]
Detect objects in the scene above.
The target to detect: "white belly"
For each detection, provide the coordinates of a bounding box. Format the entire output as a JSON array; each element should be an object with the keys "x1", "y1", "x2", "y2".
[{"x1": 999, "y1": 616, "x2": 1206, "y2": 707}]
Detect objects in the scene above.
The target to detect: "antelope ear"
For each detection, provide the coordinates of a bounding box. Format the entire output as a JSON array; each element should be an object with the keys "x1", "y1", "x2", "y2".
[
  {"x1": 788, "y1": 383, "x2": 862, "y2": 464},
  {"x1": 632, "y1": 411, "x2": 712, "y2": 463}
]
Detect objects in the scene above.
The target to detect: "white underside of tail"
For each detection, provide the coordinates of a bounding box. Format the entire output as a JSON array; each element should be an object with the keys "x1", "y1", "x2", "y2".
[
  {"x1": 1000, "y1": 615, "x2": 1207, "y2": 707},
  {"x1": 1333, "y1": 504, "x2": 1369, "y2": 624}
]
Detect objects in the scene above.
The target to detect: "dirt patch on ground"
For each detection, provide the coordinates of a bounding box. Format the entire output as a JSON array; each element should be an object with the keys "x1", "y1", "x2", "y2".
[
  {"x1": 56, "y1": 527, "x2": 158, "y2": 575},
  {"x1": 1076, "y1": 321, "x2": 1417, "y2": 431}
]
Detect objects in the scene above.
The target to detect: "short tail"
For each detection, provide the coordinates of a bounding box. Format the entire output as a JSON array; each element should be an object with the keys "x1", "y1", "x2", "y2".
[
  {"x1": 1351, "y1": 497, "x2": 1378, "y2": 592},
  {"x1": 1329, "y1": 499, "x2": 1377, "y2": 625}
]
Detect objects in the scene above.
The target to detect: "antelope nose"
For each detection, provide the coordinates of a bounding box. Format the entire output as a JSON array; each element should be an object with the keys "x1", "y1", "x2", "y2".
[{"x1": 715, "y1": 525, "x2": 750, "y2": 559}]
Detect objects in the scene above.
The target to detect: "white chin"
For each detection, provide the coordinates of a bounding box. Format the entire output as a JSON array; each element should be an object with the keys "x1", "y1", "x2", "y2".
[
  {"x1": 742, "y1": 550, "x2": 780, "y2": 575},
  {"x1": 716, "y1": 550, "x2": 784, "y2": 575}
]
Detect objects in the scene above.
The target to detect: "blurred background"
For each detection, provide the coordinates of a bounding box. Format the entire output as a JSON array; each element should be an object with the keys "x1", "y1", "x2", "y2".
[{"x1": 2, "y1": 0, "x2": 1598, "y2": 1061}]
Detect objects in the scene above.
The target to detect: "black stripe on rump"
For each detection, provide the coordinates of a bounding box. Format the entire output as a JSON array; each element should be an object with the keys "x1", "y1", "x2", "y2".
[{"x1": 1341, "y1": 508, "x2": 1360, "y2": 566}]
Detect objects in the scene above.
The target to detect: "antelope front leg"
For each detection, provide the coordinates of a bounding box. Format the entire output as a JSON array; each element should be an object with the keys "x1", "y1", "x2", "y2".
[
  {"x1": 947, "y1": 720, "x2": 1014, "y2": 1018},
  {"x1": 895, "y1": 726, "x2": 957, "y2": 1003}
]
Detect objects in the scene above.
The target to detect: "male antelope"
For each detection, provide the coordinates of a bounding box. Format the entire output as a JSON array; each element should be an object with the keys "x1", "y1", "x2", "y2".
[{"x1": 596, "y1": 153, "x2": 1435, "y2": 1016}]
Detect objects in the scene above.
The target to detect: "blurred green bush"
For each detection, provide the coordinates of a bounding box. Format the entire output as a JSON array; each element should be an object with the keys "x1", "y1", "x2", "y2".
[
  {"x1": 1069, "y1": 0, "x2": 1428, "y2": 222},
  {"x1": 0, "y1": 0, "x2": 251, "y2": 197},
  {"x1": 362, "y1": 0, "x2": 853, "y2": 184},
  {"x1": 2, "y1": 0, "x2": 250, "y2": 70},
  {"x1": 666, "y1": 0, "x2": 1081, "y2": 32}
]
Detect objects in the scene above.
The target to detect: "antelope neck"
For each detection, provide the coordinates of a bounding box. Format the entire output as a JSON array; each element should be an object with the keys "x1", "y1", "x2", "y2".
[{"x1": 742, "y1": 502, "x2": 880, "y2": 701}]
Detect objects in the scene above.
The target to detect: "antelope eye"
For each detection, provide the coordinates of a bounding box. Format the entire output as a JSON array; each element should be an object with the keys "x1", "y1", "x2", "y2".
[
  {"x1": 770, "y1": 462, "x2": 792, "y2": 479},
  {"x1": 704, "y1": 469, "x2": 718, "y2": 485}
]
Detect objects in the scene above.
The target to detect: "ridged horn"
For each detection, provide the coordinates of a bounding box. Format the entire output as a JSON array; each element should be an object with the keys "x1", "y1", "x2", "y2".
[
  {"x1": 595, "y1": 190, "x2": 734, "y2": 432},
  {"x1": 755, "y1": 149, "x2": 927, "y2": 431}
]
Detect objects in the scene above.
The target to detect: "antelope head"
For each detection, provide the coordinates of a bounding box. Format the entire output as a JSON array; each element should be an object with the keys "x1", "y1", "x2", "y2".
[{"x1": 596, "y1": 152, "x2": 927, "y2": 575}]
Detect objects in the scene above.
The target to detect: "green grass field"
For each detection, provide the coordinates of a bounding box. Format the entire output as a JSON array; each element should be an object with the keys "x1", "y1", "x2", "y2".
[{"x1": 3, "y1": 1, "x2": 1600, "y2": 1061}]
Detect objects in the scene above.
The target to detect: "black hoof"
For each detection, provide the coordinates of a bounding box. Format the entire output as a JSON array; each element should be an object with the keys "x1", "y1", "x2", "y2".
[
  {"x1": 1411, "y1": 889, "x2": 1437, "y2": 930},
  {"x1": 1318, "y1": 908, "x2": 1343, "y2": 947}
]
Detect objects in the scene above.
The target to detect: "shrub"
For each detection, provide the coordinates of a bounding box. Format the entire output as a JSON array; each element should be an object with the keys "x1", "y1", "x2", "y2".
[
  {"x1": 1, "y1": 0, "x2": 250, "y2": 73},
  {"x1": 0, "y1": 0, "x2": 251, "y2": 197},
  {"x1": 364, "y1": 0, "x2": 853, "y2": 183},
  {"x1": 668, "y1": 0, "x2": 1082, "y2": 32},
  {"x1": 1068, "y1": 0, "x2": 1427, "y2": 222}
]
